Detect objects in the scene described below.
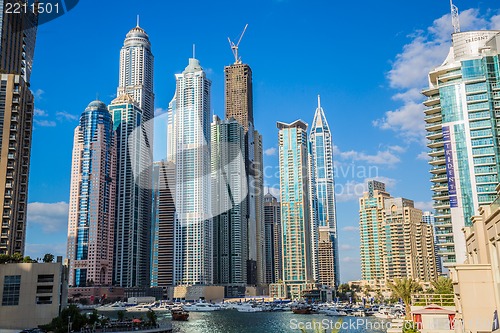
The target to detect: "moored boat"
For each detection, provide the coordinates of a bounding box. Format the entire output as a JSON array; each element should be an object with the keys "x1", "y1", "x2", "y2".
[{"x1": 171, "y1": 308, "x2": 189, "y2": 321}]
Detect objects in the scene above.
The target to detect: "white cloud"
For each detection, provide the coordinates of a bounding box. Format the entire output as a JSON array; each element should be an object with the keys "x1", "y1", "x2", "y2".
[
  {"x1": 342, "y1": 226, "x2": 359, "y2": 232},
  {"x1": 415, "y1": 201, "x2": 434, "y2": 212},
  {"x1": 335, "y1": 176, "x2": 396, "y2": 202},
  {"x1": 56, "y1": 111, "x2": 78, "y2": 121},
  {"x1": 155, "y1": 107, "x2": 168, "y2": 116},
  {"x1": 34, "y1": 119, "x2": 56, "y2": 127},
  {"x1": 34, "y1": 108, "x2": 47, "y2": 117},
  {"x1": 339, "y1": 150, "x2": 400, "y2": 165},
  {"x1": 34, "y1": 89, "x2": 44, "y2": 100},
  {"x1": 388, "y1": 145, "x2": 406, "y2": 153},
  {"x1": 264, "y1": 147, "x2": 277, "y2": 156},
  {"x1": 27, "y1": 202, "x2": 68, "y2": 233},
  {"x1": 25, "y1": 242, "x2": 67, "y2": 260},
  {"x1": 491, "y1": 15, "x2": 500, "y2": 30},
  {"x1": 417, "y1": 151, "x2": 430, "y2": 161},
  {"x1": 378, "y1": 9, "x2": 498, "y2": 144}
]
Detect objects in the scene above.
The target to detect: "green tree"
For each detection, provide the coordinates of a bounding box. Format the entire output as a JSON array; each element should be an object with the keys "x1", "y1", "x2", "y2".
[
  {"x1": 117, "y1": 310, "x2": 125, "y2": 322},
  {"x1": 146, "y1": 309, "x2": 157, "y2": 326},
  {"x1": 87, "y1": 309, "x2": 99, "y2": 326},
  {"x1": 387, "y1": 278, "x2": 422, "y2": 319},
  {"x1": 43, "y1": 253, "x2": 55, "y2": 263},
  {"x1": 39, "y1": 304, "x2": 87, "y2": 333},
  {"x1": 431, "y1": 277, "x2": 453, "y2": 294},
  {"x1": 23, "y1": 256, "x2": 37, "y2": 263}
]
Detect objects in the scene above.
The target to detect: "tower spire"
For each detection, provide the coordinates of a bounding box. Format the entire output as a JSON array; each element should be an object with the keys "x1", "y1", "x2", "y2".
[
  {"x1": 193, "y1": 44, "x2": 196, "y2": 59},
  {"x1": 136, "y1": 15, "x2": 140, "y2": 27},
  {"x1": 318, "y1": 95, "x2": 321, "y2": 109},
  {"x1": 450, "y1": 0, "x2": 460, "y2": 33}
]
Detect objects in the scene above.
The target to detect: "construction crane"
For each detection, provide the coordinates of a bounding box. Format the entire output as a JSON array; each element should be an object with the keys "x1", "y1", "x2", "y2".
[
  {"x1": 228, "y1": 24, "x2": 248, "y2": 64},
  {"x1": 450, "y1": 0, "x2": 460, "y2": 33}
]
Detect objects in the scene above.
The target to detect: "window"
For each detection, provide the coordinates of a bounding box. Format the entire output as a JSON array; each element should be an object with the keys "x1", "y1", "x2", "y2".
[
  {"x1": 36, "y1": 296, "x2": 52, "y2": 305},
  {"x1": 2, "y1": 275, "x2": 21, "y2": 306},
  {"x1": 37, "y1": 274, "x2": 54, "y2": 283}
]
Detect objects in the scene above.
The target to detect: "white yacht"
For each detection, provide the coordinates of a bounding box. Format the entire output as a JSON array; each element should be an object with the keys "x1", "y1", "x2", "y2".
[
  {"x1": 183, "y1": 302, "x2": 221, "y2": 312},
  {"x1": 126, "y1": 303, "x2": 155, "y2": 312},
  {"x1": 234, "y1": 303, "x2": 263, "y2": 313},
  {"x1": 96, "y1": 301, "x2": 128, "y2": 312}
]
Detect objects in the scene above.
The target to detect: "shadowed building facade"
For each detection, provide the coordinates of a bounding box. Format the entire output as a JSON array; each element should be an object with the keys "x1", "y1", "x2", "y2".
[{"x1": 0, "y1": 0, "x2": 37, "y2": 255}]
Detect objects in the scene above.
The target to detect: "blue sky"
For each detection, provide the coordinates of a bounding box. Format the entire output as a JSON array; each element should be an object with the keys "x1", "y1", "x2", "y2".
[{"x1": 25, "y1": 0, "x2": 500, "y2": 282}]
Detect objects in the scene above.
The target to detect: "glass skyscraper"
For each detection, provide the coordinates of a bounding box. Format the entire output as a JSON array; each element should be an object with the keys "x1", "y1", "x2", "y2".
[
  {"x1": 308, "y1": 96, "x2": 340, "y2": 288},
  {"x1": 67, "y1": 100, "x2": 116, "y2": 287},
  {"x1": 211, "y1": 115, "x2": 247, "y2": 289},
  {"x1": 277, "y1": 120, "x2": 314, "y2": 299},
  {"x1": 109, "y1": 94, "x2": 151, "y2": 287},
  {"x1": 168, "y1": 57, "x2": 212, "y2": 285},
  {"x1": 424, "y1": 30, "x2": 500, "y2": 266}
]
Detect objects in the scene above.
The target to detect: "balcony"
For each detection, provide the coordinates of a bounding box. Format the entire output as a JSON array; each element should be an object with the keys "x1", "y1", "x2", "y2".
[
  {"x1": 425, "y1": 113, "x2": 442, "y2": 123},
  {"x1": 423, "y1": 95, "x2": 440, "y2": 107},
  {"x1": 424, "y1": 105, "x2": 442, "y2": 115},
  {"x1": 425, "y1": 122, "x2": 442, "y2": 131}
]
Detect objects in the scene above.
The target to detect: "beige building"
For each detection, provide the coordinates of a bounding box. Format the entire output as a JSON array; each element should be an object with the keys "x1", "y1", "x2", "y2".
[
  {"x1": 360, "y1": 181, "x2": 438, "y2": 282},
  {"x1": 383, "y1": 198, "x2": 438, "y2": 281},
  {"x1": 450, "y1": 185, "x2": 500, "y2": 333},
  {"x1": 0, "y1": 261, "x2": 68, "y2": 329},
  {"x1": 317, "y1": 227, "x2": 336, "y2": 286}
]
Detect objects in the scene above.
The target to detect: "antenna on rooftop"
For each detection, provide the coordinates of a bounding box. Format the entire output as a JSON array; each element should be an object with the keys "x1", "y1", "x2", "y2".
[
  {"x1": 450, "y1": 0, "x2": 460, "y2": 33},
  {"x1": 228, "y1": 24, "x2": 248, "y2": 64}
]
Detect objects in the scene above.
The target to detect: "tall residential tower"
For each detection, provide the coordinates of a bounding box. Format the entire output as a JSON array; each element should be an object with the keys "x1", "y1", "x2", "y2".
[
  {"x1": 308, "y1": 96, "x2": 340, "y2": 288},
  {"x1": 66, "y1": 101, "x2": 116, "y2": 287},
  {"x1": 169, "y1": 57, "x2": 212, "y2": 285},
  {"x1": 277, "y1": 120, "x2": 314, "y2": 299},
  {"x1": 423, "y1": 30, "x2": 500, "y2": 267},
  {"x1": 0, "y1": 1, "x2": 37, "y2": 255}
]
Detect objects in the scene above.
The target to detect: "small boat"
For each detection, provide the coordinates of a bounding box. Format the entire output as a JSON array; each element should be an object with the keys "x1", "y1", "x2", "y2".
[
  {"x1": 292, "y1": 305, "x2": 317, "y2": 315},
  {"x1": 171, "y1": 307, "x2": 189, "y2": 321},
  {"x1": 324, "y1": 308, "x2": 348, "y2": 316},
  {"x1": 151, "y1": 302, "x2": 170, "y2": 312}
]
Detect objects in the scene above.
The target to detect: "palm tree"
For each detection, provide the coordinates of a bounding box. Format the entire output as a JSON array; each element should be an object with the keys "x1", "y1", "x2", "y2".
[
  {"x1": 387, "y1": 278, "x2": 422, "y2": 319},
  {"x1": 431, "y1": 277, "x2": 453, "y2": 294}
]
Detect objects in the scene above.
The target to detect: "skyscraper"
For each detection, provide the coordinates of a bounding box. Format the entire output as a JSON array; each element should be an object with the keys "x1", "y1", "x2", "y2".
[
  {"x1": 109, "y1": 94, "x2": 151, "y2": 287},
  {"x1": 117, "y1": 22, "x2": 154, "y2": 122},
  {"x1": 150, "y1": 162, "x2": 161, "y2": 287},
  {"x1": 264, "y1": 191, "x2": 281, "y2": 284},
  {"x1": 169, "y1": 57, "x2": 212, "y2": 286},
  {"x1": 423, "y1": 30, "x2": 500, "y2": 267},
  {"x1": 224, "y1": 59, "x2": 265, "y2": 285},
  {"x1": 359, "y1": 181, "x2": 438, "y2": 281},
  {"x1": 211, "y1": 115, "x2": 247, "y2": 290},
  {"x1": 359, "y1": 180, "x2": 390, "y2": 280},
  {"x1": 277, "y1": 120, "x2": 314, "y2": 299},
  {"x1": 423, "y1": 211, "x2": 443, "y2": 275},
  {"x1": 157, "y1": 161, "x2": 175, "y2": 287},
  {"x1": 66, "y1": 100, "x2": 116, "y2": 287},
  {"x1": 308, "y1": 96, "x2": 340, "y2": 288},
  {"x1": 0, "y1": 1, "x2": 37, "y2": 255}
]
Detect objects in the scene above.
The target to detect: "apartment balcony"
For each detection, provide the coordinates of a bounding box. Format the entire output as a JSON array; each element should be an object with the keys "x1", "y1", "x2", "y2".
[
  {"x1": 423, "y1": 95, "x2": 441, "y2": 107},
  {"x1": 422, "y1": 86, "x2": 439, "y2": 97},
  {"x1": 425, "y1": 122, "x2": 442, "y2": 132},
  {"x1": 428, "y1": 138, "x2": 444, "y2": 149},
  {"x1": 429, "y1": 156, "x2": 445, "y2": 166},
  {"x1": 492, "y1": 82, "x2": 500, "y2": 90},
  {"x1": 424, "y1": 105, "x2": 442, "y2": 116},
  {"x1": 432, "y1": 192, "x2": 449, "y2": 201},
  {"x1": 425, "y1": 113, "x2": 442, "y2": 123}
]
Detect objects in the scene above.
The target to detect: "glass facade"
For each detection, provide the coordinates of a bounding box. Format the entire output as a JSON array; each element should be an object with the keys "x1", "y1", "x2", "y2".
[{"x1": 424, "y1": 31, "x2": 500, "y2": 266}]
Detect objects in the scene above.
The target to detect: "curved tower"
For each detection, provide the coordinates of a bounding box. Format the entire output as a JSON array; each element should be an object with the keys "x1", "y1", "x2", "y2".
[
  {"x1": 117, "y1": 23, "x2": 155, "y2": 121},
  {"x1": 67, "y1": 100, "x2": 116, "y2": 287}
]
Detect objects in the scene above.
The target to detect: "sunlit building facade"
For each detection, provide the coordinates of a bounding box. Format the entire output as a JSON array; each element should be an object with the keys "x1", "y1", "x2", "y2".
[
  {"x1": 423, "y1": 30, "x2": 500, "y2": 267},
  {"x1": 67, "y1": 101, "x2": 116, "y2": 287}
]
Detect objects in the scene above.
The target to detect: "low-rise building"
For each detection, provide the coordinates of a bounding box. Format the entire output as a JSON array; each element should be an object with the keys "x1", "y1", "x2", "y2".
[
  {"x1": 0, "y1": 260, "x2": 68, "y2": 329},
  {"x1": 450, "y1": 185, "x2": 500, "y2": 333}
]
